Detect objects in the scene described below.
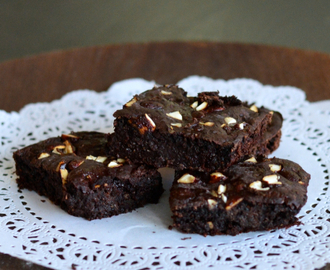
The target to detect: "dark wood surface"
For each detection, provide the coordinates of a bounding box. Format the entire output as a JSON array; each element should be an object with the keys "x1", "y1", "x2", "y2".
[
  {"x1": 1, "y1": 42, "x2": 330, "y2": 112},
  {"x1": 0, "y1": 42, "x2": 330, "y2": 269}
]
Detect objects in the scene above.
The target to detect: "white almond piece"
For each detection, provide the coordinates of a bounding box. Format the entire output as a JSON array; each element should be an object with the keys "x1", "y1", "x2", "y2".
[
  {"x1": 196, "y1": 101, "x2": 208, "y2": 111},
  {"x1": 190, "y1": 101, "x2": 198, "y2": 109},
  {"x1": 249, "y1": 181, "x2": 270, "y2": 191},
  {"x1": 210, "y1": 172, "x2": 227, "y2": 183},
  {"x1": 218, "y1": 184, "x2": 226, "y2": 194},
  {"x1": 199, "y1": 122, "x2": 214, "y2": 127},
  {"x1": 250, "y1": 105, "x2": 258, "y2": 113},
  {"x1": 262, "y1": 174, "x2": 282, "y2": 185},
  {"x1": 269, "y1": 164, "x2": 282, "y2": 172},
  {"x1": 95, "y1": 156, "x2": 107, "y2": 163},
  {"x1": 125, "y1": 97, "x2": 137, "y2": 107},
  {"x1": 60, "y1": 168, "x2": 68, "y2": 185},
  {"x1": 210, "y1": 172, "x2": 225, "y2": 178},
  {"x1": 161, "y1": 90, "x2": 172, "y2": 95},
  {"x1": 64, "y1": 140, "x2": 74, "y2": 154},
  {"x1": 52, "y1": 145, "x2": 66, "y2": 155},
  {"x1": 38, "y1": 153, "x2": 50, "y2": 159},
  {"x1": 108, "y1": 160, "x2": 123, "y2": 168},
  {"x1": 62, "y1": 134, "x2": 79, "y2": 139},
  {"x1": 86, "y1": 155, "x2": 97, "y2": 161},
  {"x1": 221, "y1": 194, "x2": 228, "y2": 203},
  {"x1": 166, "y1": 111, "x2": 183, "y2": 121},
  {"x1": 207, "y1": 221, "x2": 214, "y2": 229},
  {"x1": 244, "y1": 157, "x2": 257, "y2": 163},
  {"x1": 298, "y1": 181, "x2": 305, "y2": 185},
  {"x1": 171, "y1": 123, "x2": 182, "y2": 128},
  {"x1": 224, "y1": 117, "x2": 237, "y2": 126},
  {"x1": 177, "y1": 173, "x2": 195, "y2": 184},
  {"x1": 117, "y1": 158, "x2": 126, "y2": 164},
  {"x1": 225, "y1": 198, "x2": 243, "y2": 210},
  {"x1": 145, "y1": 114, "x2": 156, "y2": 128},
  {"x1": 211, "y1": 190, "x2": 218, "y2": 197},
  {"x1": 207, "y1": 199, "x2": 217, "y2": 210},
  {"x1": 239, "y1": 122, "x2": 246, "y2": 130}
]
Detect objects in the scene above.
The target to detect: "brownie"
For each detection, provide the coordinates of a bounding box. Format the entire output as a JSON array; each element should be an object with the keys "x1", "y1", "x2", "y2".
[
  {"x1": 256, "y1": 111, "x2": 282, "y2": 155},
  {"x1": 13, "y1": 132, "x2": 163, "y2": 220},
  {"x1": 169, "y1": 156, "x2": 310, "y2": 236},
  {"x1": 107, "y1": 85, "x2": 282, "y2": 172}
]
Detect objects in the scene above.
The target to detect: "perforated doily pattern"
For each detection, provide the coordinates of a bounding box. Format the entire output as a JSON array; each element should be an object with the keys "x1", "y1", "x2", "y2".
[{"x1": 0, "y1": 76, "x2": 329, "y2": 270}]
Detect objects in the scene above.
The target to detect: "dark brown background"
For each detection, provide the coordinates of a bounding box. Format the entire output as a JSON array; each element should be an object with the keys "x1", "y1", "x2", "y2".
[{"x1": 1, "y1": 1, "x2": 330, "y2": 270}]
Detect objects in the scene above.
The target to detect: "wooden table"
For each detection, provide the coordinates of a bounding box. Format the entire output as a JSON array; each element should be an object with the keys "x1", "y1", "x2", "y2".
[{"x1": 0, "y1": 42, "x2": 329, "y2": 269}]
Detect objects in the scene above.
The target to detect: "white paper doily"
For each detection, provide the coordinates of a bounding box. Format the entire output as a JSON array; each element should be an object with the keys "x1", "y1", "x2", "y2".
[{"x1": 0, "y1": 76, "x2": 330, "y2": 270}]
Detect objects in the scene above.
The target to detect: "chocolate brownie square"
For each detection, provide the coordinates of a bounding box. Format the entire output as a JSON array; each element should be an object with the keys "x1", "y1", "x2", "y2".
[
  {"x1": 13, "y1": 132, "x2": 163, "y2": 220},
  {"x1": 108, "y1": 85, "x2": 282, "y2": 172},
  {"x1": 169, "y1": 156, "x2": 310, "y2": 236}
]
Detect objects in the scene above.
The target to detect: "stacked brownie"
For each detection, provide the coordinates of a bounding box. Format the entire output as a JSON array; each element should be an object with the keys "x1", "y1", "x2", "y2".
[
  {"x1": 14, "y1": 84, "x2": 310, "y2": 235},
  {"x1": 108, "y1": 84, "x2": 310, "y2": 235}
]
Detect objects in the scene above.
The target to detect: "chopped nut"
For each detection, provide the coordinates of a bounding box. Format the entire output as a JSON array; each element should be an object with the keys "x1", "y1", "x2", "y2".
[
  {"x1": 56, "y1": 161, "x2": 66, "y2": 172},
  {"x1": 104, "y1": 183, "x2": 109, "y2": 187},
  {"x1": 171, "y1": 123, "x2": 182, "y2": 128},
  {"x1": 211, "y1": 190, "x2": 218, "y2": 197},
  {"x1": 190, "y1": 101, "x2": 198, "y2": 109},
  {"x1": 207, "y1": 199, "x2": 217, "y2": 210},
  {"x1": 262, "y1": 174, "x2": 282, "y2": 185},
  {"x1": 249, "y1": 181, "x2": 270, "y2": 191},
  {"x1": 199, "y1": 122, "x2": 215, "y2": 127},
  {"x1": 196, "y1": 101, "x2": 208, "y2": 111},
  {"x1": 52, "y1": 145, "x2": 66, "y2": 155},
  {"x1": 63, "y1": 140, "x2": 74, "y2": 154},
  {"x1": 207, "y1": 221, "x2": 214, "y2": 229},
  {"x1": 225, "y1": 198, "x2": 243, "y2": 210},
  {"x1": 221, "y1": 194, "x2": 227, "y2": 203},
  {"x1": 210, "y1": 172, "x2": 227, "y2": 183},
  {"x1": 38, "y1": 153, "x2": 50, "y2": 159},
  {"x1": 108, "y1": 160, "x2": 123, "y2": 168},
  {"x1": 298, "y1": 181, "x2": 305, "y2": 185},
  {"x1": 94, "y1": 185, "x2": 100, "y2": 189},
  {"x1": 239, "y1": 122, "x2": 246, "y2": 130},
  {"x1": 250, "y1": 105, "x2": 258, "y2": 113},
  {"x1": 166, "y1": 111, "x2": 183, "y2": 121},
  {"x1": 95, "y1": 156, "x2": 107, "y2": 163},
  {"x1": 269, "y1": 164, "x2": 282, "y2": 172},
  {"x1": 145, "y1": 114, "x2": 156, "y2": 129},
  {"x1": 221, "y1": 123, "x2": 226, "y2": 128},
  {"x1": 210, "y1": 172, "x2": 226, "y2": 178},
  {"x1": 217, "y1": 184, "x2": 226, "y2": 194},
  {"x1": 269, "y1": 111, "x2": 274, "y2": 115},
  {"x1": 224, "y1": 117, "x2": 237, "y2": 126},
  {"x1": 61, "y1": 134, "x2": 79, "y2": 140},
  {"x1": 117, "y1": 158, "x2": 126, "y2": 164},
  {"x1": 60, "y1": 168, "x2": 68, "y2": 185},
  {"x1": 125, "y1": 97, "x2": 137, "y2": 107},
  {"x1": 161, "y1": 90, "x2": 172, "y2": 95},
  {"x1": 86, "y1": 155, "x2": 97, "y2": 161},
  {"x1": 244, "y1": 157, "x2": 257, "y2": 163},
  {"x1": 177, "y1": 173, "x2": 195, "y2": 184}
]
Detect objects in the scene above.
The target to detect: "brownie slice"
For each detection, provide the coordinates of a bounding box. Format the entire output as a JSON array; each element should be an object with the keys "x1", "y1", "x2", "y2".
[
  {"x1": 169, "y1": 156, "x2": 310, "y2": 236},
  {"x1": 13, "y1": 132, "x2": 163, "y2": 220},
  {"x1": 107, "y1": 85, "x2": 281, "y2": 172}
]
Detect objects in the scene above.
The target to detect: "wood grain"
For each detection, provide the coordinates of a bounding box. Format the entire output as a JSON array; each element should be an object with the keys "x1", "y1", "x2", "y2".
[{"x1": 1, "y1": 42, "x2": 330, "y2": 112}]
